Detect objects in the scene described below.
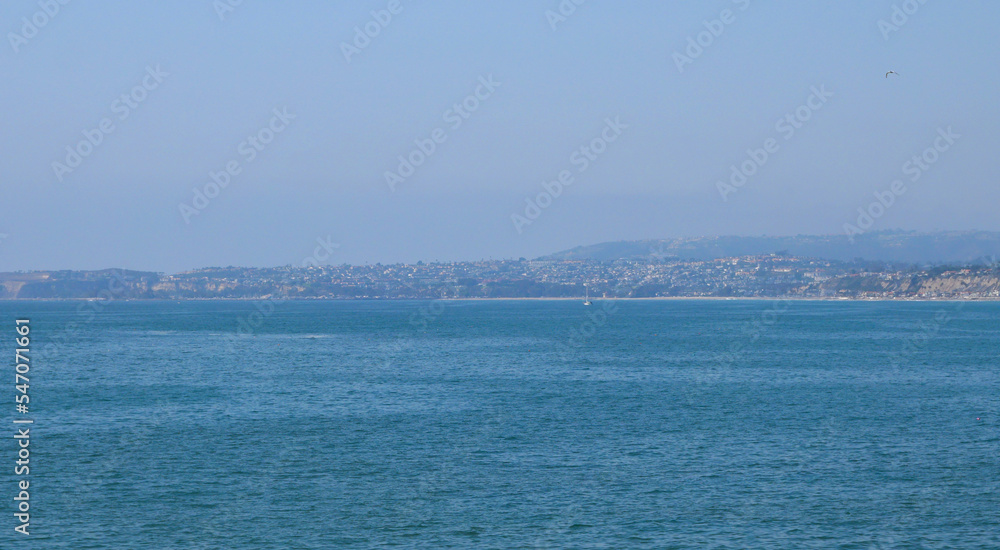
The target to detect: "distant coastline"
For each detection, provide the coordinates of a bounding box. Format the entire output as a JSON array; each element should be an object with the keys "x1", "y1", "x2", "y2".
[
  {"x1": 3, "y1": 296, "x2": 998, "y2": 302},
  {"x1": 3, "y1": 261, "x2": 999, "y2": 301},
  {"x1": 3, "y1": 232, "x2": 1000, "y2": 301}
]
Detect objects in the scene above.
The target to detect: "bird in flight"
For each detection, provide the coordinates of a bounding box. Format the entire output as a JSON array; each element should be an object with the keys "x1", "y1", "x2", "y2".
[{"x1": 885, "y1": 71, "x2": 899, "y2": 78}]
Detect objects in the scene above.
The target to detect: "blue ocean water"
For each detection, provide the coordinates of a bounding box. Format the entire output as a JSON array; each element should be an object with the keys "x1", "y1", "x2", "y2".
[{"x1": 2, "y1": 299, "x2": 998, "y2": 549}]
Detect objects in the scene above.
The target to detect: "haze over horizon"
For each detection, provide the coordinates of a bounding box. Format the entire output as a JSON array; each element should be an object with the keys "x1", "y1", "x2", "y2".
[
  {"x1": 2, "y1": 1, "x2": 998, "y2": 273},
  {"x1": 6, "y1": 229, "x2": 1000, "y2": 276}
]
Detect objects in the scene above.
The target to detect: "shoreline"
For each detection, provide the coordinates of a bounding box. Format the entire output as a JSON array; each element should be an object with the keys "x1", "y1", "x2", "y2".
[{"x1": 2, "y1": 296, "x2": 998, "y2": 302}]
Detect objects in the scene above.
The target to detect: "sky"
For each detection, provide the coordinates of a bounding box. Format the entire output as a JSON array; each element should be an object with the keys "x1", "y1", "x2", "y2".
[{"x1": 1, "y1": 0, "x2": 998, "y2": 273}]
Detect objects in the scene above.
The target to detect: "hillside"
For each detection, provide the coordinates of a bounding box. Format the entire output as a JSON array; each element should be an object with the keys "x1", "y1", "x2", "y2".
[
  {"x1": 0, "y1": 270, "x2": 160, "y2": 299},
  {"x1": 539, "y1": 231, "x2": 1000, "y2": 264}
]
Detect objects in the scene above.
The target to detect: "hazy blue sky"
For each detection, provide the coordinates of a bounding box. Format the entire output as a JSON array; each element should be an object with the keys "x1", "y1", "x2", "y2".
[{"x1": 1, "y1": 1, "x2": 998, "y2": 272}]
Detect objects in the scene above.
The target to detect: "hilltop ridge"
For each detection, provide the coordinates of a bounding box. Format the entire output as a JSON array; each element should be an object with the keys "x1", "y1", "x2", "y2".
[{"x1": 539, "y1": 231, "x2": 1000, "y2": 264}]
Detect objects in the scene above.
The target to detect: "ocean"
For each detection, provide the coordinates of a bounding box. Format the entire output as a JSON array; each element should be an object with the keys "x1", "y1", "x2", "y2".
[{"x1": 2, "y1": 299, "x2": 998, "y2": 549}]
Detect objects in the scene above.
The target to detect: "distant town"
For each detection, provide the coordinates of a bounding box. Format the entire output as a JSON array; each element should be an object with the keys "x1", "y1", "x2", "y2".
[
  {"x1": 4, "y1": 232, "x2": 1000, "y2": 300},
  {"x1": 2, "y1": 254, "x2": 999, "y2": 300}
]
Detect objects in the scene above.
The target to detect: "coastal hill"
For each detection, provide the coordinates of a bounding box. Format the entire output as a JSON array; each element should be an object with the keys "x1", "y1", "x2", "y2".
[
  {"x1": 1, "y1": 232, "x2": 999, "y2": 300},
  {"x1": 539, "y1": 231, "x2": 1000, "y2": 264},
  {"x1": 0, "y1": 269, "x2": 159, "y2": 299}
]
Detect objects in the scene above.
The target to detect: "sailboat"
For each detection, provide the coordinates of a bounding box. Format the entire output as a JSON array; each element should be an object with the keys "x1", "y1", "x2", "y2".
[{"x1": 584, "y1": 284, "x2": 592, "y2": 306}]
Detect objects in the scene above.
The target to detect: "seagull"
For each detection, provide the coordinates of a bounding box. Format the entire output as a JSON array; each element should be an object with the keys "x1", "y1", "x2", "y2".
[{"x1": 885, "y1": 71, "x2": 899, "y2": 78}]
